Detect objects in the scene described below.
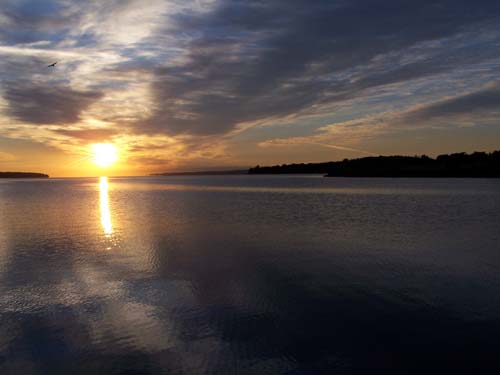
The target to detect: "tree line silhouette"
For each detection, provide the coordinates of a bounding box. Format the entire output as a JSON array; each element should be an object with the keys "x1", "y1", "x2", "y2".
[
  {"x1": 0, "y1": 172, "x2": 49, "y2": 178},
  {"x1": 248, "y1": 151, "x2": 500, "y2": 177}
]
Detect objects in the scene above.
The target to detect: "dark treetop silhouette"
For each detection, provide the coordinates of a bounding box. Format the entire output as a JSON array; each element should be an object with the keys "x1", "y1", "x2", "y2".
[
  {"x1": 0, "y1": 172, "x2": 49, "y2": 178},
  {"x1": 248, "y1": 151, "x2": 500, "y2": 177}
]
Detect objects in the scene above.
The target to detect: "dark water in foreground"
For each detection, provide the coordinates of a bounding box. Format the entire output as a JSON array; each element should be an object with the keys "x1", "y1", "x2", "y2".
[{"x1": 1, "y1": 176, "x2": 500, "y2": 374}]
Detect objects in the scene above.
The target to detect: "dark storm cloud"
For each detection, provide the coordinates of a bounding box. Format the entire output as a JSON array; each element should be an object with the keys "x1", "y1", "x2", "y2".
[
  {"x1": 3, "y1": 84, "x2": 103, "y2": 125},
  {"x1": 142, "y1": 0, "x2": 500, "y2": 136}
]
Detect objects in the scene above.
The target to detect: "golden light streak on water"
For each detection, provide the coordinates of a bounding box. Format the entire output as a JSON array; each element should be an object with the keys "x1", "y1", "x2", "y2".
[{"x1": 99, "y1": 176, "x2": 113, "y2": 236}]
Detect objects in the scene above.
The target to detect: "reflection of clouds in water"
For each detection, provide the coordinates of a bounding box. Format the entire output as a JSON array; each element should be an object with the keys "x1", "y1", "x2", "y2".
[
  {"x1": 0, "y1": 179, "x2": 231, "y2": 372},
  {"x1": 0, "y1": 258, "x2": 195, "y2": 358},
  {"x1": 0, "y1": 203, "x2": 187, "y2": 358},
  {"x1": 1, "y1": 177, "x2": 500, "y2": 373},
  {"x1": 72, "y1": 265, "x2": 183, "y2": 353},
  {"x1": 87, "y1": 302, "x2": 176, "y2": 352}
]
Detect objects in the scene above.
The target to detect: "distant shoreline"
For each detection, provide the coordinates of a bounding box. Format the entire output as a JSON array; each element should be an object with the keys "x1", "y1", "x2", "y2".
[
  {"x1": 152, "y1": 170, "x2": 248, "y2": 176},
  {"x1": 0, "y1": 172, "x2": 49, "y2": 178}
]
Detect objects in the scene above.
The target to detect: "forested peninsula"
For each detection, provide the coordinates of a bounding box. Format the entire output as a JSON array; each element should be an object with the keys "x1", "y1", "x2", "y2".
[{"x1": 248, "y1": 151, "x2": 500, "y2": 177}]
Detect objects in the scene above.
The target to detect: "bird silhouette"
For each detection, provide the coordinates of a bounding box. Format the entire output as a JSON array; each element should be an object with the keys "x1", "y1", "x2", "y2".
[{"x1": 47, "y1": 62, "x2": 57, "y2": 67}]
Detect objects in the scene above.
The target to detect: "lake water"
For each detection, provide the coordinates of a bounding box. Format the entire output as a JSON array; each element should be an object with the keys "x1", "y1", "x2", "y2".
[{"x1": 1, "y1": 176, "x2": 500, "y2": 374}]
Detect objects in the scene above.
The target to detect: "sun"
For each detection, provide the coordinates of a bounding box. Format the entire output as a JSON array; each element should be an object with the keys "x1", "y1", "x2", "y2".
[{"x1": 91, "y1": 143, "x2": 118, "y2": 167}]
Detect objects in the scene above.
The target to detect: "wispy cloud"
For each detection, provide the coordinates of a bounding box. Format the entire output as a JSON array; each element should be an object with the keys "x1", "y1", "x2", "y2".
[
  {"x1": 259, "y1": 139, "x2": 375, "y2": 156},
  {"x1": 140, "y1": 0, "x2": 500, "y2": 137},
  {"x1": 264, "y1": 82, "x2": 500, "y2": 153},
  {"x1": 0, "y1": 0, "x2": 499, "y2": 173}
]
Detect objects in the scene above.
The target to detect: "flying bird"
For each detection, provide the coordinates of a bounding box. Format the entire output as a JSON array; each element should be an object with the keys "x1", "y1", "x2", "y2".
[{"x1": 47, "y1": 62, "x2": 57, "y2": 67}]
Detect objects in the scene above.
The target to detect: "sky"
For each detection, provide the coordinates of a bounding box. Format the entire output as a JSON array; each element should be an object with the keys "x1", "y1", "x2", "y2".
[{"x1": 0, "y1": 0, "x2": 500, "y2": 177}]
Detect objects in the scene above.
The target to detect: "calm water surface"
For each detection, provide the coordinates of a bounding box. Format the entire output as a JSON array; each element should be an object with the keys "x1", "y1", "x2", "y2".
[{"x1": 1, "y1": 176, "x2": 500, "y2": 374}]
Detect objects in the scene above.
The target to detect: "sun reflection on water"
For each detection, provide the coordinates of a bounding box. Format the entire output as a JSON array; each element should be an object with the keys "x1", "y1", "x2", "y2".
[{"x1": 99, "y1": 176, "x2": 113, "y2": 236}]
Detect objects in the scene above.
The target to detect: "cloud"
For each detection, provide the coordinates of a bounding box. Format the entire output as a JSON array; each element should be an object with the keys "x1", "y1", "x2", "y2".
[
  {"x1": 0, "y1": 0, "x2": 81, "y2": 45},
  {"x1": 259, "y1": 138, "x2": 375, "y2": 156},
  {"x1": 0, "y1": 0, "x2": 499, "y2": 170},
  {"x1": 260, "y1": 82, "x2": 500, "y2": 151},
  {"x1": 141, "y1": 0, "x2": 500, "y2": 136},
  {"x1": 3, "y1": 83, "x2": 103, "y2": 125},
  {"x1": 52, "y1": 128, "x2": 118, "y2": 141},
  {"x1": 354, "y1": 82, "x2": 500, "y2": 133},
  {"x1": 402, "y1": 83, "x2": 500, "y2": 124}
]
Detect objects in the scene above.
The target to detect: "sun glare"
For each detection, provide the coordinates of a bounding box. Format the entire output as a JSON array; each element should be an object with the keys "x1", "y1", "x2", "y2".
[{"x1": 92, "y1": 143, "x2": 118, "y2": 167}]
